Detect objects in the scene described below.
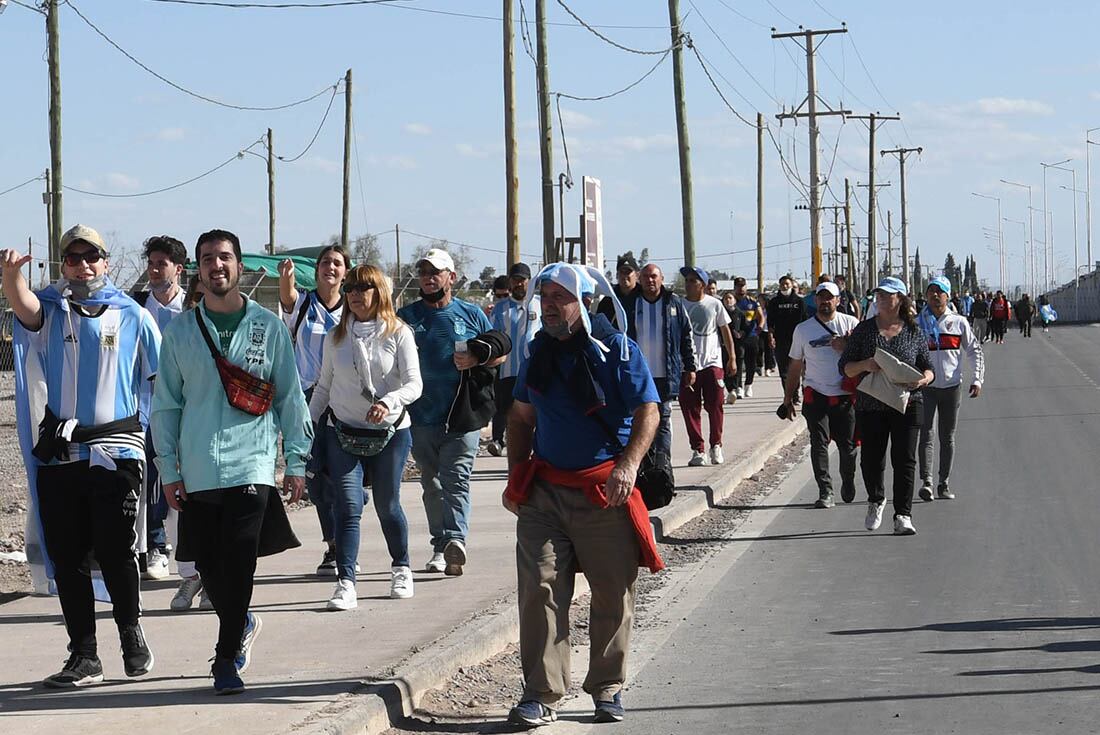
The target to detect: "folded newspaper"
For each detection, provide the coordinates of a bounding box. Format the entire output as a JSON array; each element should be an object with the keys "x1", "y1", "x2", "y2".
[{"x1": 856, "y1": 347, "x2": 924, "y2": 413}]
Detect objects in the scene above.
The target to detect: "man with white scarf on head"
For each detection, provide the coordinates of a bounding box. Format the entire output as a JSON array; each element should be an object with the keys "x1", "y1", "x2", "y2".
[{"x1": 502, "y1": 263, "x2": 663, "y2": 728}]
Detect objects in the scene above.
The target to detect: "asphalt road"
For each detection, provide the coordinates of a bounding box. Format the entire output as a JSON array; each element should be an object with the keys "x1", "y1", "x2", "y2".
[{"x1": 605, "y1": 326, "x2": 1100, "y2": 734}]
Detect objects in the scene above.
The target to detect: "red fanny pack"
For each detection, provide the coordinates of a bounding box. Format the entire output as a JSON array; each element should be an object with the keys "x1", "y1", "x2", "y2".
[{"x1": 195, "y1": 308, "x2": 275, "y2": 416}]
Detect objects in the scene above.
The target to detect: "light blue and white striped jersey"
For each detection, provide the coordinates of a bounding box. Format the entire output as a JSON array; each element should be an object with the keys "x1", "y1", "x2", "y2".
[
  {"x1": 27, "y1": 299, "x2": 161, "y2": 463},
  {"x1": 490, "y1": 297, "x2": 539, "y2": 379},
  {"x1": 634, "y1": 297, "x2": 667, "y2": 378},
  {"x1": 142, "y1": 288, "x2": 184, "y2": 334},
  {"x1": 282, "y1": 289, "x2": 342, "y2": 391}
]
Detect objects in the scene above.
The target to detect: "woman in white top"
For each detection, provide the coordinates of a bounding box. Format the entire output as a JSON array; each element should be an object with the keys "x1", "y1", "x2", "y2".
[{"x1": 308, "y1": 264, "x2": 423, "y2": 610}]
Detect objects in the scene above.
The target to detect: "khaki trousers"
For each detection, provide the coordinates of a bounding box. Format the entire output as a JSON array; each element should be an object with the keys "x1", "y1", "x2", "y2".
[{"x1": 516, "y1": 477, "x2": 640, "y2": 705}]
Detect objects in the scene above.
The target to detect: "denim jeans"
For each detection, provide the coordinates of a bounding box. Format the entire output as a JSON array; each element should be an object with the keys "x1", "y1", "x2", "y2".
[
  {"x1": 410, "y1": 424, "x2": 479, "y2": 552},
  {"x1": 652, "y1": 378, "x2": 673, "y2": 460},
  {"x1": 305, "y1": 387, "x2": 336, "y2": 544},
  {"x1": 323, "y1": 424, "x2": 412, "y2": 579},
  {"x1": 919, "y1": 385, "x2": 962, "y2": 490}
]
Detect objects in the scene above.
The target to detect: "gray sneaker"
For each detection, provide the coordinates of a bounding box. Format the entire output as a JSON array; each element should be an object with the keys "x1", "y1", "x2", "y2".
[
  {"x1": 443, "y1": 539, "x2": 467, "y2": 577},
  {"x1": 814, "y1": 494, "x2": 835, "y2": 509},
  {"x1": 170, "y1": 576, "x2": 203, "y2": 612},
  {"x1": 937, "y1": 485, "x2": 956, "y2": 500},
  {"x1": 918, "y1": 483, "x2": 934, "y2": 502}
]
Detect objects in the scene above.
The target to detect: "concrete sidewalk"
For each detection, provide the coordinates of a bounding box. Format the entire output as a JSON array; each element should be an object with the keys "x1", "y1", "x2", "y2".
[{"x1": 0, "y1": 373, "x2": 803, "y2": 735}]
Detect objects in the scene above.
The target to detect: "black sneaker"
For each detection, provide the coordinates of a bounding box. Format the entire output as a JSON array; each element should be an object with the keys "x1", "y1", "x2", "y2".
[
  {"x1": 120, "y1": 622, "x2": 154, "y2": 677},
  {"x1": 840, "y1": 481, "x2": 856, "y2": 504},
  {"x1": 593, "y1": 691, "x2": 625, "y2": 723},
  {"x1": 316, "y1": 548, "x2": 337, "y2": 577},
  {"x1": 814, "y1": 494, "x2": 835, "y2": 509},
  {"x1": 211, "y1": 656, "x2": 245, "y2": 695},
  {"x1": 43, "y1": 652, "x2": 104, "y2": 688}
]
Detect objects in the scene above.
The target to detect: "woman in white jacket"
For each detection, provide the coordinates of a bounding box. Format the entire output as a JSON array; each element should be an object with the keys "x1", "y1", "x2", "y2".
[{"x1": 309, "y1": 264, "x2": 423, "y2": 610}]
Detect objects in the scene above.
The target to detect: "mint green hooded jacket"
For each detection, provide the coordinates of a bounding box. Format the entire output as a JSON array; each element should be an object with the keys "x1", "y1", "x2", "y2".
[{"x1": 151, "y1": 298, "x2": 313, "y2": 492}]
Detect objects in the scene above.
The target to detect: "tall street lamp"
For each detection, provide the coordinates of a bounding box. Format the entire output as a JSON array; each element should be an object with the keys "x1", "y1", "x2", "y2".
[
  {"x1": 1003, "y1": 217, "x2": 1027, "y2": 294},
  {"x1": 973, "y1": 192, "x2": 1004, "y2": 292},
  {"x1": 1062, "y1": 183, "x2": 1087, "y2": 319},
  {"x1": 1042, "y1": 158, "x2": 1072, "y2": 292},
  {"x1": 1000, "y1": 179, "x2": 1035, "y2": 297},
  {"x1": 1086, "y1": 128, "x2": 1100, "y2": 270}
]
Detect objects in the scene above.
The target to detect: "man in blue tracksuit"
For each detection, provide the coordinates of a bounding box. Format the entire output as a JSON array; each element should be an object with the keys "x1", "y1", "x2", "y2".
[{"x1": 628, "y1": 264, "x2": 697, "y2": 464}]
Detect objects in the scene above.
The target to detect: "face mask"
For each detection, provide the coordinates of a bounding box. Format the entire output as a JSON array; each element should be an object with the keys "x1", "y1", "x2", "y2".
[
  {"x1": 60, "y1": 274, "x2": 109, "y2": 301},
  {"x1": 543, "y1": 318, "x2": 576, "y2": 339},
  {"x1": 420, "y1": 287, "x2": 446, "y2": 303},
  {"x1": 780, "y1": 288, "x2": 792, "y2": 296},
  {"x1": 149, "y1": 278, "x2": 173, "y2": 293}
]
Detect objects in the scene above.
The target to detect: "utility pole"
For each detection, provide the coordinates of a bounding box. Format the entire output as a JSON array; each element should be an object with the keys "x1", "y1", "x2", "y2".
[
  {"x1": 535, "y1": 0, "x2": 556, "y2": 264},
  {"x1": 46, "y1": 0, "x2": 63, "y2": 281},
  {"x1": 881, "y1": 146, "x2": 922, "y2": 287},
  {"x1": 503, "y1": 0, "x2": 520, "y2": 268},
  {"x1": 848, "y1": 113, "x2": 899, "y2": 290},
  {"x1": 886, "y1": 210, "x2": 893, "y2": 273},
  {"x1": 669, "y1": 0, "x2": 694, "y2": 266},
  {"x1": 844, "y1": 178, "x2": 855, "y2": 292},
  {"x1": 395, "y1": 223, "x2": 402, "y2": 304},
  {"x1": 267, "y1": 128, "x2": 276, "y2": 255},
  {"x1": 756, "y1": 112, "x2": 764, "y2": 294},
  {"x1": 773, "y1": 25, "x2": 849, "y2": 280},
  {"x1": 341, "y1": 68, "x2": 352, "y2": 250},
  {"x1": 43, "y1": 169, "x2": 53, "y2": 268}
]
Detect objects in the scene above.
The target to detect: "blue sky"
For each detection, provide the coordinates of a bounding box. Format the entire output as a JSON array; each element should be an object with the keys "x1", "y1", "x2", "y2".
[{"x1": 3, "y1": 0, "x2": 1100, "y2": 292}]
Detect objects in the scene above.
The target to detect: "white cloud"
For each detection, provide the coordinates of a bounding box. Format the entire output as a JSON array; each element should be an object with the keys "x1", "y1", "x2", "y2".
[
  {"x1": 559, "y1": 109, "x2": 598, "y2": 130},
  {"x1": 609, "y1": 133, "x2": 677, "y2": 153},
  {"x1": 155, "y1": 127, "x2": 186, "y2": 142},
  {"x1": 972, "y1": 97, "x2": 1054, "y2": 116},
  {"x1": 456, "y1": 142, "x2": 492, "y2": 158},
  {"x1": 104, "y1": 173, "x2": 140, "y2": 191},
  {"x1": 403, "y1": 122, "x2": 432, "y2": 136},
  {"x1": 300, "y1": 156, "x2": 341, "y2": 174},
  {"x1": 384, "y1": 155, "x2": 418, "y2": 170}
]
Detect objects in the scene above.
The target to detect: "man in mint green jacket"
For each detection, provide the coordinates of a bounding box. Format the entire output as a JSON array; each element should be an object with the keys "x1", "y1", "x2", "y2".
[{"x1": 151, "y1": 229, "x2": 312, "y2": 695}]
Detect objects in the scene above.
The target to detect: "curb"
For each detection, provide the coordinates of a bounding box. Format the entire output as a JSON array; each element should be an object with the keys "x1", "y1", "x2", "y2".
[{"x1": 289, "y1": 421, "x2": 806, "y2": 735}]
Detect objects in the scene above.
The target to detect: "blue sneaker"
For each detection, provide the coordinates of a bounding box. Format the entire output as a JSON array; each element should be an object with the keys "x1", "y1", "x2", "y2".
[
  {"x1": 234, "y1": 612, "x2": 262, "y2": 673},
  {"x1": 593, "y1": 691, "x2": 625, "y2": 723},
  {"x1": 507, "y1": 699, "x2": 556, "y2": 728},
  {"x1": 211, "y1": 657, "x2": 244, "y2": 695}
]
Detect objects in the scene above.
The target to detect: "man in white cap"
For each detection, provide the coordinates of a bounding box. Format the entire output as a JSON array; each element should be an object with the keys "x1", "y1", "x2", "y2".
[
  {"x1": 4, "y1": 225, "x2": 160, "y2": 688},
  {"x1": 781, "y1": 282, "x2": 859, "y2": 507},
  {"x1": 397, "y1": 248, "x2": 508, "y2": 576},
  {"x1": 917, "y1": 276, "x2": 984, "y2": 501},
  {"x1": 503, "y1": 263, "x2": 661, "y2": 728}
]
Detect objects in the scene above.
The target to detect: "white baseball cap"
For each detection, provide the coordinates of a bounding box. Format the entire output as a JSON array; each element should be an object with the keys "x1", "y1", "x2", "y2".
[
  {"x1": 416, "y1": 248, "x2": 455, "y2": 273},
  {"x1": 815, "y1": 282, "x2": 840, "y2": 297}
]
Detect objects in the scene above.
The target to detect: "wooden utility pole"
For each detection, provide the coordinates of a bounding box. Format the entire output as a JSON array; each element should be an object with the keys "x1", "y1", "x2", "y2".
[
  {"x1": 756, "y1": 112, "x2": 765, "y2": 294},
  {"x1": 881, "y1": 146, "x2": 922, "y2": 288},
  {"x1": 535, "y1": 0, "x2": 556, "y2": 264},
  {"x1": 848, "y1": 113, "x2": 899, "y2": 288},
  {"x1": 395, "y1": 223, "x2": 402, "y2": 304},
  {"x1": 46, "y1": 0, "x2": 63, "y2": 280},
  {"x1": 886, "y1": 210, "x2": 894, "y2": 273},
  {"x1": 341, "y1": 69, "x2": 352, "y2": 250},
  {"x1": 267, "y1": 128, "x2": 276, "y2": 255},
  {"x1": 844, "y1": 178, "x2": 855, "y2": 292},
  {"x1": 773, "y1": 26, "x2": 849, "y2": 281},
  {"x1": 43, "y1": 169, "x2": 53, "y2": 267},
  {"x1": 503, "y1": 0, "x2": 520, "y2": 268},
  {"x1": 669, "y1": 0, "x2": 695, "y2": 266}
]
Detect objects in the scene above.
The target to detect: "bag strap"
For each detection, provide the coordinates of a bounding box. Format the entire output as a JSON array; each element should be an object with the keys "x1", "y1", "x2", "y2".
[
  {"x1": 194, "y1": 307, "x2": 222, "y2": 359},
  {"x1": 290, "y1": 291, "x2": 312, "y2": 347}
]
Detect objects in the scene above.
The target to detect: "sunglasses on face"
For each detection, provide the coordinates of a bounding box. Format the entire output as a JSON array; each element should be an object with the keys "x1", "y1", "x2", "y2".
[
  {"x1": 64, "y1": 251, "x2": 103, "y2": 266},
  {"x1": 342, "y1": 282, "x2": 375, "y2": 294}
]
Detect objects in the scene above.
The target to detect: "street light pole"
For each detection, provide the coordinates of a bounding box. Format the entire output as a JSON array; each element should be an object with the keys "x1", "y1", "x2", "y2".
[
  {"x1": 1000, "y1": 179, "x2": 1034, "y2": 297},
  {"x1": 1042, "y1": 158, "x2": 1072, "y2": 291},
  {"x1": 973, "y1": 192, "x2": 1004, "y2": 292},
  {"x1": 1087, "y1": 128, "x2": 1100, "y2": 271}
]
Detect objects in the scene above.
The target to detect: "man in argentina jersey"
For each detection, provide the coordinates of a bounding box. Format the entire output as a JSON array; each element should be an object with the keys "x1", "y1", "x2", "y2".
[
  {"x1": 5, "y1": 225, "x2": 159, "y2": 689},
  {"x1": 487, "y1": 262, "x2": 539, "y2": 456},
  {"x1": 278, "y1": 245, "x2": 349, "y2": 577},
  {"x1": 133, "y1": 235, "x2": 187, "y2": 588}
]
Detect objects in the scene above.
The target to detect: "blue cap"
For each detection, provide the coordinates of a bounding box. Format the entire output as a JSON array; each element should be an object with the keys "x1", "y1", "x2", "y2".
[
  {"x1": 874, "y1": 276, "x2": 908, "y2": 294},
  {"x1": 679, "y1": 266, "x2": 710, "y2": 285},
  {"x1": 927, "y1": 276, "x2": 952, "y2": 295}
]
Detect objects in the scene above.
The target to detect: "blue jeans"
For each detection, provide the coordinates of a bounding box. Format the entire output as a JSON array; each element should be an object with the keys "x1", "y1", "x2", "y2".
[
  {"x1": 305, "y1": 387, "x2": 336, "y2": 544},
  {"x1": 409, "y1": 425, "x2": 479, "y2": 553},
  {"x1": 652, "y1": 378, "x2": 673, "y2": 460},
  {"x1": 323, "y1": 424, "x2": 412, "y2": 580}
]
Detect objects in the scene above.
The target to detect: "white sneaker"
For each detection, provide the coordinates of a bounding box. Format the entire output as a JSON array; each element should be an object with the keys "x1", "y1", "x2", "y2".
[
  {"x1": 443, "y1": 539, "x2": 467, "y2": 577},
  {"x1": 735, "y1": 387, "x2": 744, "y2": 399},
  {"x1": 865, "y1": 501, "x2": 885, "y2": 531},
  {"x1": 326, "y1": 579, "x2": 358, "y2": 611},
  {"x1": 425, "y1": 552, "x2": 446, "y2": 573},
  {"x1": 893, "y1": 515, "x2": 917, "y2": 536},
  {"x1": 170, "y1": 576, "x2": 202, "y2": 611},
  {"x1": 918, "y1": 483, "x2": 934, "y2": 502},
  {"x1": 688, "y1": 450, "x2": 707, "y2": 467},
  {"x1": 709, "y1": 445, "x2": 724, "y2": 465},
  {"x1": 745, "y1": 385, "x2": 754, "y2": 398},
  {"x1": 390, "y1": 566, "x2": 414, "y2": 599},
  {"x1": 143, "y1": 549, "x2": 170, "y2": 581}
]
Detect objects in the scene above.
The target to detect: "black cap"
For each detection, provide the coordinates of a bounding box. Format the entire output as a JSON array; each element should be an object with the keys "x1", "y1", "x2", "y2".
[
  {"x1": 492, "y1": 274, "x2": 510, "y2": 291},
  {"x1": 508, "y1": 262, "x2": 532, "y2": 279},
  {"x1": 616, "y1": 254, "x2": 639, "y2": 272}
]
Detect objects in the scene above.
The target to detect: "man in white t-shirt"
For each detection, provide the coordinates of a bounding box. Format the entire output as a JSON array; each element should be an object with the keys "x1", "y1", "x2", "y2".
[
  {"x1": 679, "y1": 267, "x2": 735, "y2": 467},
  {"x1": 782, "y1": 282, "x2": 859, "y2": 508}
]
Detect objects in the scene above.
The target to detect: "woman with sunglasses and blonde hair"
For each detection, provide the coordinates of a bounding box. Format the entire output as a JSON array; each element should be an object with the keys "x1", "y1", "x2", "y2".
[{"x1": 308, "y1": 265, "x2": 422, "y2": 610}]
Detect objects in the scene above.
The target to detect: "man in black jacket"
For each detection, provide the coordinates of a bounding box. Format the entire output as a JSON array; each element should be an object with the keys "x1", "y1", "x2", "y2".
[
  {"x1": 597, "y1": 253, "x2": 642, "y2": 327},
  {"x1": 766, "y1": 274, "x2": 807, "y2": 386},
  {"x1": 630, "y1": 264, "x2": 697, "y2": 466}
]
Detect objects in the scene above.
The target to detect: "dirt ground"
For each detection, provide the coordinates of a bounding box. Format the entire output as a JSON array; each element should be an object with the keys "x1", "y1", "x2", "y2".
[
  {"x1": 0, "y1": 373, "x2": 33, "y2": 597},
  {"x1": 381, "y1": 437, "x2": 809, "y2": 735}
]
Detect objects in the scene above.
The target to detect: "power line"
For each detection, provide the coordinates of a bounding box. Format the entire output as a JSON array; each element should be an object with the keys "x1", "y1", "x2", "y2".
[
  {"x1": 711, "y1": 0, "x2": 768, "y2": 29},
  {"x1": 144, "y1": 0, "x2": 401, "y2": 7},
  {"x1": 763, "y1": 0, "x2": 797, "y2": 26},
  {"x1": 0, "y1": 175, "x2": 45, "y2": 198},
  {"x1": 399, "y1": 228, "x2": 541, "y2": 260},
  {"x1": 554, "y1": 0, "x2": 675, "y2": 55},
  {"x1": 648, "y1": 236, "x2": 812, "y2": 262},
  {"x1": 687, "y1": 0, "x2": 779, "y2": 106},
  {"x1": 554, "y1": 95, "x2": 573, "y2": 189},
  {"x1": 554, "y1": 49, "x2": 670, "y2": 101},
  {"x1": 8, "y1": 0, "x2": 43, "y2": 13},
  {"x1": 811, "y1": 0, "x2": 843, "y2": 23},
  {"x1": 350, "y1": 102, "x2": 370, "y2": 234},
  {"x1": 64, "y1": 139, "x2": 264, "y2": 198},
  {"x1": 274, "y1": 85, "x2": 341, "y2": 162},
  {"x1": 688, "y1": 44, "x2": 757, "y2": 128},
  {"x1": 67, "y1": 1, "x2": 341, "y2": 111}
]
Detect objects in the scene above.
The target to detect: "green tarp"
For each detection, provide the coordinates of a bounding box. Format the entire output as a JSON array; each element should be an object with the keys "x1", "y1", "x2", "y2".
[{"x1": 239, "y1": 253, "x2": 316, "y2": 290}]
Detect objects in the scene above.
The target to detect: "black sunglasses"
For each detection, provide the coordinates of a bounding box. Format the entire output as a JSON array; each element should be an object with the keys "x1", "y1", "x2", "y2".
[
  {"x1": 342, "y1": 282, "x2": 376, "y2": 294},
  {"x1": 63, "y1": 250, "x2": 104, "y2": 266}
]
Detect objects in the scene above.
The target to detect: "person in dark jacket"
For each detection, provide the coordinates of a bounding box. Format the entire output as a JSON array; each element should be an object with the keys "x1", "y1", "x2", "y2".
[
  {"x1": 596, "y1": 253, "x2": 642, "y2": 328},
  {"x1": 720, "y1": 292, "x2": 749, "y2": 403},
  {"x1": 1015, "y1": 294, "x2": 1035, "y2": 338},
  {"x1": 767, "y1": 274, "x2": 807, "y2": 386},
  {"x1": 630, "y1": 264, "x2": 698, "y2": 464}
]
